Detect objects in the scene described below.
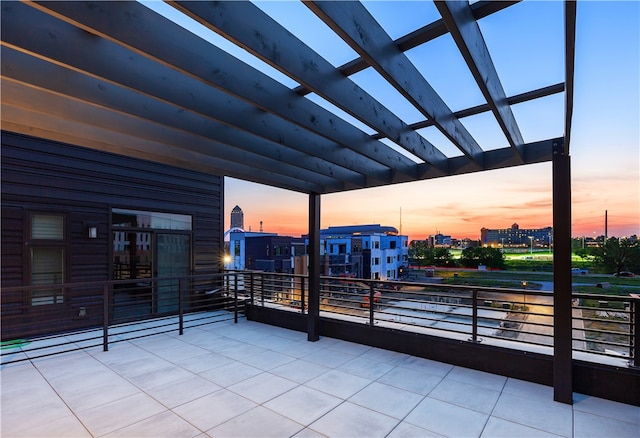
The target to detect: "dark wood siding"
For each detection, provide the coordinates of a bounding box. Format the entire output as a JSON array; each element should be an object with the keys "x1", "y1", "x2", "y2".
[{"x1": 1, "y1": 131, "x2": 223, "y2": 334}]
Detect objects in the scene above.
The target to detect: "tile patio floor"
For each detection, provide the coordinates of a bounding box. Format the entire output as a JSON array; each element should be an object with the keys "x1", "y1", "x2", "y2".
[{"x1": 1, "y1": 317, "x2": 638, "y2": 437}]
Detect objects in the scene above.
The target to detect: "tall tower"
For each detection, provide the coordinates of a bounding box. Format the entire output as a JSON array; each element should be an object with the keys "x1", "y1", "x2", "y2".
[{"x1": 230, "y1": 205, "x2": 244, "y2": 230}]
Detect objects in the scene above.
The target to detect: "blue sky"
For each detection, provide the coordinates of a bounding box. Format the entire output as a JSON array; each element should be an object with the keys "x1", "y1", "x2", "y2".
[{"x1": 142, "y1": 0, "x2": 639, "y2": 240}]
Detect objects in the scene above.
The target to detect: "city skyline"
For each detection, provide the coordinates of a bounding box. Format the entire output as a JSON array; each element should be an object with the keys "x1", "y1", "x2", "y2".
[{"x1": 218, "y1": 1, "x2": 638, "y2": 242}]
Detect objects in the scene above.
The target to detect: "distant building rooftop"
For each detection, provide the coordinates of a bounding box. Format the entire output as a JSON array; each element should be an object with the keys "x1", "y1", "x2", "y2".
[{"x1": 321, "y1": 224, "x2": 399, "y2": 236}]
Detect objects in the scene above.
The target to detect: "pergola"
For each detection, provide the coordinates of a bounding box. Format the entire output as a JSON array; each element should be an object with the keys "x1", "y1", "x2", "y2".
[{"x1": 1, "y1": 1, "x2": 576, "y2": 403}]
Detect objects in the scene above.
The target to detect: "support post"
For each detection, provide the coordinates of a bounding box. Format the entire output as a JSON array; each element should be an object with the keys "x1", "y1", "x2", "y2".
[
  {"x1": 630, "y1": 294, "x2": 640, "y2": 367},
  {"x1": 234, "y1": 273, "x2": 238, "y2": 323},
  {"x1": 250, "y1": 272, "x2": 254, "y2": 305},
  {"x1": 307, "y1": 193, "x2": 321, "y2": 341},
  {"x1": 469, "y1": 290, "x2": 478, "y2": 343},
  {"x1": 178, "y1": 278, "x2": 184, "y2": 335},
  {"x1": 301, "y1": 276, "x2": 306, "y2": 315},
  {"x1": 552, "y1": 140, "x2": 573, "y2": 404},
  {"x1": 103, "y1": 284, "x2": 109, "y2": 352},
  {"x1": 369, "y1": 284, "x2": 375, "y2": 326}
]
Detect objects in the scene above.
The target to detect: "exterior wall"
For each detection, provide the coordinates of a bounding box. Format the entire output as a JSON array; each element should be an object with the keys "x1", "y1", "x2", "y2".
[
  {"x1": 481, "y1": 223, "x2": 553, "y2": 247},
  {"x1": 227, "y1": 224, "x2": 407, "y2": 280},
  {"x1": 1, "y1": 132, "x2": 223, "y2": 333},
  {"x1": 231, "y1": 233, "x2": 304, "y2": 273}
]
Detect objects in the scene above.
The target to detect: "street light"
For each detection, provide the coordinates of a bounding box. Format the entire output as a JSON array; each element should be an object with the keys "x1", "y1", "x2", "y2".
[{"x1": 528, "y1": 236, "x2": 534, "y2": 256}]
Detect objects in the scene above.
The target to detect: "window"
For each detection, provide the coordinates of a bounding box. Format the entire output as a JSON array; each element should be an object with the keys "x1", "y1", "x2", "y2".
[
  {"x1": 112, "y1": 208, "x2": 191, "y2": 230},
  {"x1": 373, "y1": 241, "x2": 380, "y2": 249},
  {"x1": 30, "y1": 213, "x2": 65, "y2": 305},
  {"x1": 387, "y1": 256, "x2": 393, "y2": 263}
]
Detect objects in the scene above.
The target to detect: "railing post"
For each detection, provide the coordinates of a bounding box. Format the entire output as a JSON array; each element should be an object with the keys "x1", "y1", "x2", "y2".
[
  {"x1": 234, "y1": 273, "x2": 239, "y2": 323},
  {"x1": 102, "y1": 284, "x2": 109, "y2": 352},
  {"x1": 631, "y1": 294, "x2": 640, "y2": 367},
  {"x1": 301, "y1": 276, "x2": 306, "y2": 315},
  {"x1": 369, "y1": 284, "x2": 375, "y2": 326},
  {"x1": 261, "y1": 275, "x2": 265, "y2": 306},
  {"x1": 469, "y1": 289, "x2": 478, "y2": 343},
  {"x1": 250, "y1": 272, "x2": 255, "y2": 305},
  {"x1": 178, "y1": 278, "x2": 184, "y2": 336}
]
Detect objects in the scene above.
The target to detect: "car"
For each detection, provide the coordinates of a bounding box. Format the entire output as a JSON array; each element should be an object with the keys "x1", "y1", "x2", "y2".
[
  {"x1": 615, "y1": 271, "x2": 635, "y2": 277},
  {"x1": 572, "y1": 268, "x2": 588, "y2": 275}
]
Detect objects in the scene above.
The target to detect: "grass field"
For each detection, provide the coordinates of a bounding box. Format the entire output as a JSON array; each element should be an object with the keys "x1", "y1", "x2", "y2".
[{"x1": 407, "y1": 267, "x2": 638, "y2": 292}]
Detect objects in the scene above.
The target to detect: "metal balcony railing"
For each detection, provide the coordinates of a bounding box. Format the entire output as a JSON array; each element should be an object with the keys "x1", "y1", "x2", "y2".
[
  {"x1": 1, "y1": 274, "x2": 244, "y2": 365},
  {"x1": 236, "y1": 271, "x2": 638, "y2": 368},
  {"x1": 1, "y1": 271, "x2": 638, "y2": 369}
]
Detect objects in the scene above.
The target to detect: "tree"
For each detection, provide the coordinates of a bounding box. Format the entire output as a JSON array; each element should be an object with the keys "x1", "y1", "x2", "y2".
[
  {"x1": 433, "y1": 247, "x2": 457, "y2": 267},
  {"x1": 571, "y1": 237, "x2": 592, "y2": 259},
  {"x1": 408, "y1": 240, "x2": 432, "y2": 266},
  {"x1": 459, "y1": 247, "x2": 505, "y2": 269},
  {"x1": 409, "y1": 241, "x2": 457, "y2": 267},
  {"x1": 592, "y1": 237, "x2": 640, "y2": 275}
]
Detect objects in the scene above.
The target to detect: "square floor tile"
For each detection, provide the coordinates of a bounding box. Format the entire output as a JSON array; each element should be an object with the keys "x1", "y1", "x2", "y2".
[
  {"x1": 446, "y1": 366, "x2": 507, "y2": 392},
  {"x1": 292, "y1": 428, "x2": 327, "y2": 438},
  {"x1": 4, "y1": 413, "x2": 91, "y2": 437},
  {"x1": 492, "y1": 392, "x2": 573, "y2": 437},
  {"x1": 173, "y1": 351, "x2": 234, "y2": 374},
  {"x1": 359, "y1": 347, "x2": 409, "y2": 365},
  {"x1": 481, "y1": 416, "x2": 562, "y2": 437},
  {"x1": 52, "y1": 376, "x2": 141, "y2": 411},
  {"x1": 387, "y1": 422, "x2": 444, "y2": 437},
  {"x1": 502, "y1": 378, "x2": 554, "y2": 401},
  {"x1": 239, "y1": 349, "x2": 295, "y2": 371},
  {"x1": 207, "y1": 406, "x2": 303, "y2": 437},
  {"x1": 270, "y1": 340, "x2": 327, "y2": 358},
  {"x1": 404, "y1": 397, "x2": 489, "y2": 437},
  {"x1": 146, "y1": 374, "x2": 221, "y2": 408},
  {"x1": 1, "y1": 393, "x2": 82, "y2": 437},
  {"x1": 126, "y1": 363, "x2": 194, "y2": 390},
  {"x1": 104, "y1": 410, "x2": 201, "y2": 437},
  {"x1": 301, "y1": 348, "x2": 357, "y2": 368},
  {"x1": 75, "y1": 392, "x2": 167, "y2": 437},
  {"x1": 228, "y1": 373, "x2": 297, "y2": 404},
  {"x1": 377, "y1": 366, "x2": 443, "y2": 395},
  {"x1": 270, "y1": 359, "x2": 330, "y2": 384},
  {"x1": 573, "y1": 393, "x2": 640, "y2": 425},
  {"x1": 429, "y1": 378, "x2": 501, "y2": 414},
  {"x1": 349, "y1": 381, "x2": 424, "y2": 419},
  {"x1": 325, "y1": 339, "x2": 372, "y2": 356},
  {"x1": 574, "y1": 411, "x2": 640, "y2": 438},
  {"x1": 198, "y1": 361, "x2": 262, "y2": 387},
  {"x1": 309, "y1": 401, "x2": 399, "y2": 438},
  {"x1": 341, "y1": 355, "x2": 396, "y2": 380},
  {"x1": 399, "y1": 356, "x2": 453, "y2": 377},
  {"x1": 305, "y1": 369, "x2": 372, "y2": 399},
  {"x1": 173, "y1": 389, "x2": 256, "y2": 431},
  {"x1": 264, "y1": 385, "x2": 342, "y2": 426},
  {"x1": 217, "y1": 342, "x2": 267, "y2": 360}
]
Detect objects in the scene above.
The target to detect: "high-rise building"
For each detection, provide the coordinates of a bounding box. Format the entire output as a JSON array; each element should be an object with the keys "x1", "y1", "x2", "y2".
[{"x1": 230, "y1": 205, "x2": 244, "y2": 230}]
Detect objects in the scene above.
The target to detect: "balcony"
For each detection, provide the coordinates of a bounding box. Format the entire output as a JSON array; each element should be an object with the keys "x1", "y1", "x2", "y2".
[
  {"x1": 2, "y1": 313, "x2": 639, "y2": 437},
  {"x1": 1, "y1": 272, "x2": 639, "y2": 437}
]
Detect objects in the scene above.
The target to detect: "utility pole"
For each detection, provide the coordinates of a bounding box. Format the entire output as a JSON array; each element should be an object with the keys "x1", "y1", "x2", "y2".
[{"x1": 605, "y1": 210, "x2": 608, "y2": 241}]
